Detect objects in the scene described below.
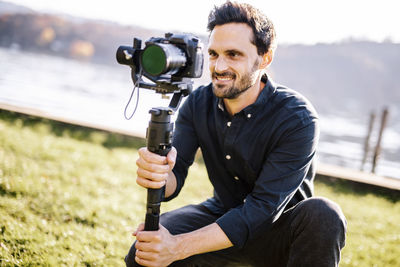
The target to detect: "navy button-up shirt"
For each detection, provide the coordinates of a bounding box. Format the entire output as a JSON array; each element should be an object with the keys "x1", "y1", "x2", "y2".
[{"x1": 166, "y1": 75, "x2": 319, "y2": 248}]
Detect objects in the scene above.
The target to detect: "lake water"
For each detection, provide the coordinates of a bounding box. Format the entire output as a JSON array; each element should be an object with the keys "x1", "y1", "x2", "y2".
[{"x1": 0, "y1": 47, "x2": 399, "y2": 178}]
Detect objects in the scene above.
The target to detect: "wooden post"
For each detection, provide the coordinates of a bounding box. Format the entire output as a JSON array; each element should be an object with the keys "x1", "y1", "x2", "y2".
[
  {"x1": 371, "y1": 107, "x2": 389, "y2": 173},
  {"x1": 360, "y1": 111, "x2": 375, "y2": 171}
]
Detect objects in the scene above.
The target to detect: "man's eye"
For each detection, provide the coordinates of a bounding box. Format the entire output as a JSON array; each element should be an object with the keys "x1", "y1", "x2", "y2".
[
  {"x1": 227, "y1": 51, "x2": 241, "y2": 58},
  {"x1": 209, "y1": 51, "x2": 217, "y2": 57}
]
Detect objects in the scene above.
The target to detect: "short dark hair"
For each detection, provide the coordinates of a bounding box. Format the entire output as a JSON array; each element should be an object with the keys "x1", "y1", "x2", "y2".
[{"x1": 207, "y1": 1, "x2": 276, "y2": 55}]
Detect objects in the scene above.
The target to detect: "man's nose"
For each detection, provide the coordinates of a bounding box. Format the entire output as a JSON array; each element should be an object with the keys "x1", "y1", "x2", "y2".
[{"x1": 214, "y1": 57, "x2": 228, "y2": 73}]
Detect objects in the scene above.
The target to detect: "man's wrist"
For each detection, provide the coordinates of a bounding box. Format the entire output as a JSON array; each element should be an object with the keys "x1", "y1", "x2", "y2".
[
  {"x1": 173, "y1": 233, "x2": 192, "y2": 261},
  {"x1": 170, "y1": 223, "x2": 233, "y2": 262}
]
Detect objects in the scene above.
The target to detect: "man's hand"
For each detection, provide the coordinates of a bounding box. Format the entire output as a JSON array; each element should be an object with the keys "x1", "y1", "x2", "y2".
[
  {"x1": 132, "y1": 221, "x2": 233, "y2": 266},
  {"x1": 136, "y1": 147, "x2": 177, "y2": 190},
  {"x1": 134, "y1": 223, "x2": 179, "y2": 267}
]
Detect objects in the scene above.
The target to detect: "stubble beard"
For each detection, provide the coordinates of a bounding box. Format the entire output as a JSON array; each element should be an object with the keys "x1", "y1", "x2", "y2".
[{"x1": 211, "y1": 60, "x2": 260, "y2": 100}]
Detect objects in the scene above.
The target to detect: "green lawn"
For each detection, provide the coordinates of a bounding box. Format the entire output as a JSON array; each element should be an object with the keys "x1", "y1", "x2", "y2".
[{"x1": 0, "y1": 110, "x2": 399, "y2": 266}]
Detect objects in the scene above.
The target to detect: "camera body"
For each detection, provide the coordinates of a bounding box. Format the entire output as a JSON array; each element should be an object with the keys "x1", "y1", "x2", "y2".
[
  {"x1": 116, "y1": 33, "x2": 204, "y2": 94},
  {"x1": 143, "y1": 33, "x2": 204, "y2": 79}
]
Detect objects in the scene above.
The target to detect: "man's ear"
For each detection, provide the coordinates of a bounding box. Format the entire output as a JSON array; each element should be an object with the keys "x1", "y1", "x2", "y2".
[{"x1": 260, "y1": 49, "x2": 274, "y2": 69}]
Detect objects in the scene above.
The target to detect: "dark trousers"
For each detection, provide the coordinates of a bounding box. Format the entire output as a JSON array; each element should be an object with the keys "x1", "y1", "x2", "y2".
[{"x1": 125, "y1": 197, "x2": 347, "y2": 267}]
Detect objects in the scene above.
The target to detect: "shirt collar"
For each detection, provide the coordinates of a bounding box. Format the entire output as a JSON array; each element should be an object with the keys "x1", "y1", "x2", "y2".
[{"x1": 217, "y1": 98, "x2": 225, "y2": 111}]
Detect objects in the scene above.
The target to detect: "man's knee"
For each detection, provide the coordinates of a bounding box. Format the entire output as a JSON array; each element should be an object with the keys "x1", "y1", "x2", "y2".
[
  {"x1": 300, "y1": 196, "x2": 344, "y2": 215},
  {"x1": 295, "y1": 197, "x2": 347, "y2": 244},
  {"x1": 286, "y1": 197, "x2": 347, "y2": 266}
]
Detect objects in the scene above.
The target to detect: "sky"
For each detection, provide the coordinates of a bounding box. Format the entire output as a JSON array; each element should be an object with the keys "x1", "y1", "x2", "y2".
[{"x1": 5, "y1": 0, "x2": 400, "y2": 44}]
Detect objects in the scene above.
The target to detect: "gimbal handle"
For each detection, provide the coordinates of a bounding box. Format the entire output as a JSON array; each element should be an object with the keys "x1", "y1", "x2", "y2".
[{"x1": 144, "y1": 92, "x2": 183, "y2": 231}]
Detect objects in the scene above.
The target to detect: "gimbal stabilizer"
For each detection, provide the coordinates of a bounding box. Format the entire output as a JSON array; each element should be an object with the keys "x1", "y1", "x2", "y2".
[{"x1": 116, "y1": 33, "x2": 204, "y2": 231}]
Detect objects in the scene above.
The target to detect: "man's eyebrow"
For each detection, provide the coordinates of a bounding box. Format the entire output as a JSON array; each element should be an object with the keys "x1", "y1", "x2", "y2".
[
  {"x1": 225, "y1": 49, "x2": 244, "y2": 56},
  {"x1": 207, "y1": 48, "x2": 245, "y2": 55}
]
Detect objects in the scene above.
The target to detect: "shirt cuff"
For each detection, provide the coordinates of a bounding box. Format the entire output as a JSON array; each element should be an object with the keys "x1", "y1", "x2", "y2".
[{"x1": 216, "y1": 208, "x2": 248, "y2": 249}]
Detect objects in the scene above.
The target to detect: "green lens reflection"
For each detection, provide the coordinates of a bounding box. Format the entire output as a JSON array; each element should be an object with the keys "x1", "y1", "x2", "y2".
[{"x1": 141, "y1": 45, "x2": 166, "y2": 76}]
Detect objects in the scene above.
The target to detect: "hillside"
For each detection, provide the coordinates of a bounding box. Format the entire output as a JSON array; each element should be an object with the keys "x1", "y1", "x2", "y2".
[
  {"x1": 271, "y1": 42, "x2": 400, "y2": 116},
  {"x1": 0, "y1": 12, "x2": 166, "y2": 64},
  {"x1": 0, "y1": 0, "x2": 33, "y2": 15}
]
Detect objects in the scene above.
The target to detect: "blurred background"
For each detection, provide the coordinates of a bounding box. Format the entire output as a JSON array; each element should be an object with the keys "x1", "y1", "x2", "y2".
[{"x1": 0, "y1": 0, "x2": 399, "y2": 178}]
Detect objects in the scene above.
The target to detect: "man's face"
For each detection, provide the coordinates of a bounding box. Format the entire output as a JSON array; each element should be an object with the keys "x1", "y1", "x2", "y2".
[{"x1": 208, "y1": 23, "x2": 262, "y2": 99}]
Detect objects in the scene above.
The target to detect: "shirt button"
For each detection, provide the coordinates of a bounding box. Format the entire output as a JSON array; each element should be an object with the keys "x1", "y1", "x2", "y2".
[
  {"x1": 227, "y1": 121, "x2": 231, "y2": 127},
  {"x1": 225, "y1": 155, "x2": 231, "y2": 160},
  {"x1": 234, "y1": 176, "x2": 239, "y2": 180},
  {"x1": 247, "y1": 114, "x2": 252, "y2": 118}
]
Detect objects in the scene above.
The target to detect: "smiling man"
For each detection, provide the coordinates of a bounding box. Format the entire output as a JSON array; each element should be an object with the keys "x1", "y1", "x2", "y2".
[{"x1": 125, "y1": 1, "x2": 346, "y2": 267}]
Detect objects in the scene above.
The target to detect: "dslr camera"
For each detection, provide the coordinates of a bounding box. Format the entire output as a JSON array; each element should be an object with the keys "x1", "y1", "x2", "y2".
[{"x1": 116, "y1": 33, "x2": 204, "y2": 96}]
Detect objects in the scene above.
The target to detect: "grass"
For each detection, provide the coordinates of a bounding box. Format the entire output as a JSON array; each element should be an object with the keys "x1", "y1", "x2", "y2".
[
  {"x1": 316, "y1": 179, "x2": 400, "y2": 266},
  {"x1": 0, "y1": 110, "x2": 399, "y2": 266}
]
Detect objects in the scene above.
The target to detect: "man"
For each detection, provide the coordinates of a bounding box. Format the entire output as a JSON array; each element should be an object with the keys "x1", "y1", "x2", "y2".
[{"x1": 125, "y1": 1, "x2": 346, "y2": 266}]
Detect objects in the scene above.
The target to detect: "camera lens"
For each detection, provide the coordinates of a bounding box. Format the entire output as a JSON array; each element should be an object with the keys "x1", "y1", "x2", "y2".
[{"x1": 141, "y1": 44, "x2": 186, "y2": 76}]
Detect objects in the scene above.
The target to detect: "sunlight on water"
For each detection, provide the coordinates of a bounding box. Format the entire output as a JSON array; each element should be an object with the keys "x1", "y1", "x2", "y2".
[{"x1": 0, "y1": 47, "x2": 174, "y2": 137}]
